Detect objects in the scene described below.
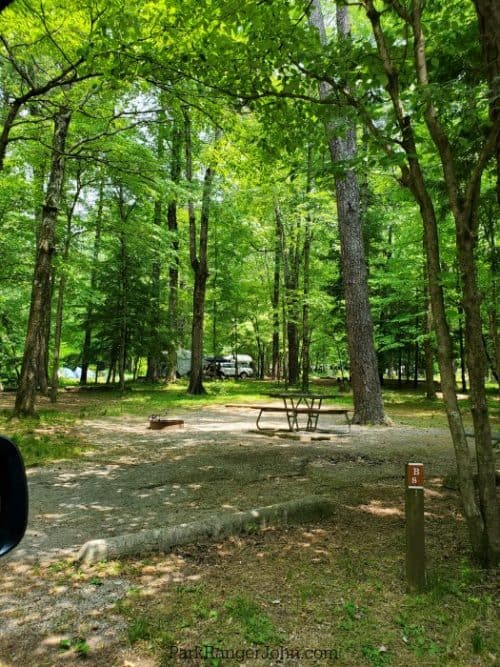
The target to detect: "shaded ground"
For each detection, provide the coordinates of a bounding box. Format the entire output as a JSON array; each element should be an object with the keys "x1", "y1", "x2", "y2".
[
  {"x1": 0, "y1": 405, "x2": 494, "y2": 666},
  {"x1": 7, "y1": 406, "x2": 456, "y2": 563}
]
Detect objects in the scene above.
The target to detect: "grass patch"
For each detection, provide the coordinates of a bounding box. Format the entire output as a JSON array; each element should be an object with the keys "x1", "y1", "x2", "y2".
[
  {"x1": 225, "y1": 595, "x2": 282, "y2": 645},
  {"x1": 115, "y1": 483, "x2": 498, "y2": 666},
  {"x1": 4, "y1": 430, "x2": 88, "y2": 466},
  {"x1": 0, "y1": 406, "x2": 91, "y2": 466},
  {"x1": 2, "y1": 377, "x2": 497, "y2": 430}
]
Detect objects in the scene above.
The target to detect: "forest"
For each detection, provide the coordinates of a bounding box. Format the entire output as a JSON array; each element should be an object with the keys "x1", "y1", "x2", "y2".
[
  {"x1": 0, "y1": 1, "x2": 499, "y2": 663},
  {"x1": 0, "y1": 0, "x2": 499, "y2": 581}
]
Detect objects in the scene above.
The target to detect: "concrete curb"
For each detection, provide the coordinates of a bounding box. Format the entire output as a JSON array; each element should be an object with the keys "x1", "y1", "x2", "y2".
[{"x1": 77, "y1": 495, "x2": 335, "y2": 564}]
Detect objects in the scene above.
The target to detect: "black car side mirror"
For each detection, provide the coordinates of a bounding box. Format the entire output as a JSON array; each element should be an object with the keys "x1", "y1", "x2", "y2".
[{"x1": 0, "y1": 435, "x2": 28, "y2": 557}]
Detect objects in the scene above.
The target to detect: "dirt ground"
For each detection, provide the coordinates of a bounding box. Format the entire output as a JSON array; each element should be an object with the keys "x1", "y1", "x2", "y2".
[
  {"x1": 5, "y1": 406, "x2": 458, "y2": 563},
  {"x1": 0, "y1": 406, "x2": 470, "y2": 665}
]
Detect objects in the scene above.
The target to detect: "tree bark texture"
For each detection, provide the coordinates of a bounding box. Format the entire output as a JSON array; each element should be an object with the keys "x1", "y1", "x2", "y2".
[
  {"x1": 487, "y1": 310, "x2": 500, "y2": 386},
  {"x1": 411, "y1": 0, "x2": 499, "y2": 565},
  {"x1": 310, "y1": 1, "x2": 386, "y2": 423},
  {"x1": 363, "y1": 0, "x2": 498, "y2": 564},
  {"x1": 15, "y1": 108, "x2": 71, "y2": 416},
  {"x1": 32, "y1": 158, "x2": 51, "y2": 395}
]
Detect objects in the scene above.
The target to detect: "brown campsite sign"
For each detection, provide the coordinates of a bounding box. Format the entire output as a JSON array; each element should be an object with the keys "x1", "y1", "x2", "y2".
[
  {"x1": 405, "y1": 462, "x2": 426, "y2": 592},
  {"x1": 406, "y1": 462, "x2": 424, "y2": 489}
]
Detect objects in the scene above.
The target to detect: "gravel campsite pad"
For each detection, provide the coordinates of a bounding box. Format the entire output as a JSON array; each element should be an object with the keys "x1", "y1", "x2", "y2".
[{"x1": 0, "y1": 406, "x2": 482, "y2": 665}]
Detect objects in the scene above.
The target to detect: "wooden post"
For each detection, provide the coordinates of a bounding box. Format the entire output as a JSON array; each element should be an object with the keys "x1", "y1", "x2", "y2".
[{"x1": 405, "y1": 462, "x2": 426, "y2": 592}]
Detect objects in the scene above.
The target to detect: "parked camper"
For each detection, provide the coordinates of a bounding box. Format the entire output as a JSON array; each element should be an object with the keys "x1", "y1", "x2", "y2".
[
  {"x1": 204, "y1": 354, "x2": 254, "y2": 379},
  {"x1": 217, "y1": 360, "x2": 253, "y2": 379},
  {"x1": 176, "y1": 350, "x2": 254, "y2": 379}
]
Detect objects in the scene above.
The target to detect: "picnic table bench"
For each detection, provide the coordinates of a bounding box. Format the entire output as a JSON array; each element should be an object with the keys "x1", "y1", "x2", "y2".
[{"x1": 226, "y1": 398, "x2": 351, "y2": 432}]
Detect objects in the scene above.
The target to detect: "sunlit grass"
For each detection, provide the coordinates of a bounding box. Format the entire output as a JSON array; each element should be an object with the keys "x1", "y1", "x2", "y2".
[
  {"x1": 0, "y1": 408, "x2": 89, "y2": 466},
  {"x1": 1, "y1": 429, "x2": 89, "y2": 467}
]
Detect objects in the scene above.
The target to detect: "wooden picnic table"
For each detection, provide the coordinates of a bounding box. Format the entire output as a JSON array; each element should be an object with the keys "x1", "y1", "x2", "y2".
[
  {"x1": 226, "y1": 393, "x2": 352, "y2": 432},
  {"x1": 261, "y1": 392, "x2": 351, "y2": 432},
  {"x1": 265, "y1": 393, "x2": 328, "y2": 431}
]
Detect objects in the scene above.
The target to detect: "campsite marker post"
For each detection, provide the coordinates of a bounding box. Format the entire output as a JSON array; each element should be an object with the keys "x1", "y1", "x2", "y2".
[{"x1": 405, "y1": 462, "x2": 426, "y2": 592}]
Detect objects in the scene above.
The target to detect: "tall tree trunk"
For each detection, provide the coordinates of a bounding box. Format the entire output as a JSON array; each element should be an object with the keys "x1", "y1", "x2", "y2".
[
  {"x1": 364, "y1": 0, "x2": 498, "y2": 564},
  {"x1": 118, "y1": 229, "x2": 128, "y2": 394},
  {"x1": 146, "y1": 112, "x2": 167, "y2": 382},
  {"x1": 80, "y1": 179, "x2": 104, "y2": 385},
  {"x1": 411, "y1": 172, "x2": 484, "y2": 559},
  {"x1": 166, "y1": 118, "x2": 183, "y2": 382},
  {"x1": 286, "y1": 314, "x2": 300, "y2": 384},
  {"x1": 133, "y1": 356, "x2": 140, "y2": 381},
  {"x1": 49, "y1": 253, "x2": 68, "y2": 403},
  {"x1": 106, "y1": 355, "x2": 115, "y2": 385},
  {"x1": 146, "y1": 196, "x2": 163, "y2": 382},
  {"x1": 33, "y1": 160, "x2": 50, "y2": 395},
  {"x1": 413, "y1": 341, "x2": 419, "y2": 388},
  {"x1": 15, "y1": 108, "x2": 71, "y2": 416},
  {"x1": 272, "y1": 207, "x2": 281, "y2": 380},
  {"x1": 310, "y1": 1, "x2": 386, "y2": 423},
  {"x1": 281, "y1": 285, "x2": 288, "y2": 383},
  {"x1": 301, "y1": 146, "x2": 313, "y2": 393},
  {"x1": 184, "y1": 112, "x2": 214, "y2": 395},
  {"x1": 483, "y1": 211, "x2": 500, "y2": 386},
  {"x1": 457, "y1": 309, "x2": 467, "y2": 393},
  {"x1": 456, "y1": 214, "x2": 498, "y2": 563},
  {"x1": 35, "y1": 273, "x2": 52, "y2": 396},
  {"x1": 423, "y1": 310, "x2": 436, "y2": 399},
  {"x1": 275, "y1": 204, "x2": 300, "y2": 386},
  {"x1": 210, "y1": 217, "x2": 220, "y2": 361},
  {"x1": 251, "y1": 315, "x2": 264, "y2": 379},
  {"x1": 50, "y1": 175, "x2": 82, "y2": 402},
  {"x1": 406, "y1": 347, "x2": 411, "y2": 384},
  {"x1": 411, "y1": 0, "x2": 499, "y2": 564},
  {"x1": 487, "y1": 310, "x2": 500, "y2": 386},
  {"x1": 187, "y1": 169, "x2": 212, "y2": 395},
  {"x1": 115, "y1": 187, "x2": 135, "y2": 394},
  {"x1": 301, "y1": 219, "x2": 311, "y2": 393}
]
